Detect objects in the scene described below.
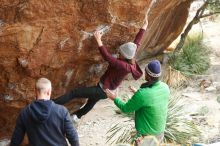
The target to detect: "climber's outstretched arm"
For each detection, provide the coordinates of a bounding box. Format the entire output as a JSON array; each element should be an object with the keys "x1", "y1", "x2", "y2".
[
  {"x1": 142, "y1": 16, "x2": 149, "y2": 30},
  {"x1": 134, "y1": 17, "x2": 148, "y2": 52}
]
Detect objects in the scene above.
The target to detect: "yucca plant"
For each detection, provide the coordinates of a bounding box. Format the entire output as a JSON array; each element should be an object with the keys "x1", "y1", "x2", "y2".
[
  {"x1": 106, "y1": 118, "x2": 135, "y2": 145},
  {"x1": 164, "y1": 92, "x2": 201, "y2": 144},
  {"x1": 106, "y1": 90, "x2": 201, "y2": 145},
  {"x1": 106, "y1": 94, "x2": 136, "y2": 145},
  {"x1": 169, "y1": 34, "x2": 210, "y2": 75}
]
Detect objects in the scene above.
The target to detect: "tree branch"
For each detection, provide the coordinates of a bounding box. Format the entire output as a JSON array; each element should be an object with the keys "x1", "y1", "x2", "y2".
[
  {"x1": 173, "y1": 2, "x2": 208, "y2": 55},
  {"x1": 200, "y1": 11, "x2": 220, "y2": 18},
  {"x1": 172, "y1": 0, "x2": 220, "y2": 61}
]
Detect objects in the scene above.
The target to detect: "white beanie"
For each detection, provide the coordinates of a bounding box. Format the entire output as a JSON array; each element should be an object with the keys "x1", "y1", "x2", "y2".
[{"x1": 119, "y1": 42, "x2": 137, "y2": 59}]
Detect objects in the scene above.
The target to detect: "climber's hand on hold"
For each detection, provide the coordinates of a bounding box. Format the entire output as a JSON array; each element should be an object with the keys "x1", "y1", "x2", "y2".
[
  {"x1": 94, "y1": 31, "x2": 103, "y2": 47},
  {"x1": 94, "y1": 30, "x2": 103, "y2": 40}
]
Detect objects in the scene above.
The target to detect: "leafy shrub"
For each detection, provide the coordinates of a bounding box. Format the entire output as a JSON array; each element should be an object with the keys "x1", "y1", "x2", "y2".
[{"x1": 169, "y1": 34, "x2": 210, "y2": 75}]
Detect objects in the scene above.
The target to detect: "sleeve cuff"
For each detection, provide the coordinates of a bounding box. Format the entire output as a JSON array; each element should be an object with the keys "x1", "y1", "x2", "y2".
[
  {"x1": 114, "y1": 97, "x2": 120, "y2": 104},
  {"x1": 98, "y1": 45, "x2": 104, "y2": 49}
]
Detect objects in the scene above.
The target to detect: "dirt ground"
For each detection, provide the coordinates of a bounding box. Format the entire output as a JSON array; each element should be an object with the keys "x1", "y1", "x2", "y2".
[{"x1": 182, "y1": 17, "x2": 220, "y2": 143}]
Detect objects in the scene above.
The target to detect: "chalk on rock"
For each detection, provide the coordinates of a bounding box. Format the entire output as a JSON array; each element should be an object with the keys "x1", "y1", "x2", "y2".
[{"x1": 96, "y1": 25, "x2": 111, "y2": 34}]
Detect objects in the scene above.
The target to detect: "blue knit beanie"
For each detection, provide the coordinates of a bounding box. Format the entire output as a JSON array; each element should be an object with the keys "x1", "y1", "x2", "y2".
[{"x1": 145, "y1": 60, "x2": 161, "y2": 77}]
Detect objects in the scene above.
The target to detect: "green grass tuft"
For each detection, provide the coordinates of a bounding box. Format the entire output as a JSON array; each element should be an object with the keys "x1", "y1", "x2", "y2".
[{"x1": 169, "y1": 34, "x2": 210, "y2": 75}]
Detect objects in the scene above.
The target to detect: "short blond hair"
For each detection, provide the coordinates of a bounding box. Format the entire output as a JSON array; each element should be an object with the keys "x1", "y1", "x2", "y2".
[{"x1": 36, "y1": 78, "x2": 52, "y2": 93}]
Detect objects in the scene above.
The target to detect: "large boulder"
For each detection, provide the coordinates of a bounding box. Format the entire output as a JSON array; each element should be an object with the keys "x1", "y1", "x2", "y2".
[{"x1": 0, "y1": 0, "x2": 192, "y2": 139}]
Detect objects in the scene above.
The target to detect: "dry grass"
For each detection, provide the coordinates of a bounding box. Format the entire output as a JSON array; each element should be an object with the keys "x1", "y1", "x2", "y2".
[{"x1": 161, "y1": 66, "x2": 188, "y2": 88}]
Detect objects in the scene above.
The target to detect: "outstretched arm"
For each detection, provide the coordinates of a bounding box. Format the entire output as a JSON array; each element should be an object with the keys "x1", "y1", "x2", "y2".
[
  {"x1": 106, "y1": 89, "x2": 144, "y2": 113},
  {"x1": 142, "y1": 16, "x2": 149, "y2": 30},
  {"x1": 134, "y1": 17, "x2": 149, "y2": 52},
  {"x1": 94, "y1": 31, "x2": 119, "y2": 67}
]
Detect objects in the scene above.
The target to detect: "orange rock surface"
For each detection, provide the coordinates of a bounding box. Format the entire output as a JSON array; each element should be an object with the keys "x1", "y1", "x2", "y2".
[{"x1": 0, "y1": 0, "x2": 191, "y2": 139}]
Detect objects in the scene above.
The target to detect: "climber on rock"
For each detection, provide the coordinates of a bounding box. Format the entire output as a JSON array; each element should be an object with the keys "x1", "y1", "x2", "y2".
[{"x1": 53, "y1": 17, "x2": 149, "y2": 123}]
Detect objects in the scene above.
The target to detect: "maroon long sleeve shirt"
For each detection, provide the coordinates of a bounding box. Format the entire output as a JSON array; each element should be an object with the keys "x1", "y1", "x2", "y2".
[{"x1": 98, "y1": 29, "x2": 145, "y2": 90}]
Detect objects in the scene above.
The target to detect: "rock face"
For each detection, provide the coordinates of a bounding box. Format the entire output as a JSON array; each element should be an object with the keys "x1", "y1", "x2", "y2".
[{"x1": 0, "y1": 0, "x2": 191, "y2": 139}]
